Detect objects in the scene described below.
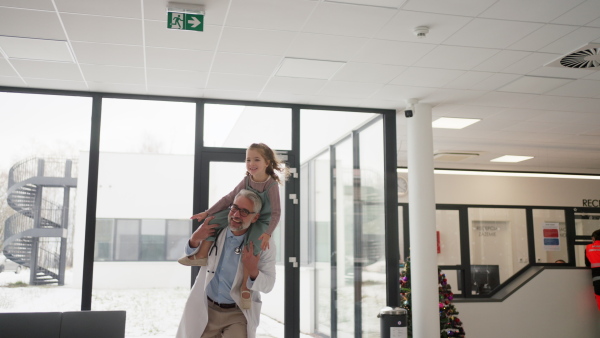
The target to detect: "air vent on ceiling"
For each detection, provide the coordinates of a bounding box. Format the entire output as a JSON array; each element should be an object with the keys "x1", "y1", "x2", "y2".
[
  {"x1": 546, "y1": 43, "x2": 600, "y2": 69},
  {"x1": 433, "y1": 152, "x2": 480, "y2": 162}
]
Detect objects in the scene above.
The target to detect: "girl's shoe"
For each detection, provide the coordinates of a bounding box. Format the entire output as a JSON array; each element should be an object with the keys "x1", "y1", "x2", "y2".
[
  {"x1": 240, "y1": 290, "x2": 252, "y2": 309},
  {"x1": 177, "y1": 254, "x2": 208, "y2": 266}
]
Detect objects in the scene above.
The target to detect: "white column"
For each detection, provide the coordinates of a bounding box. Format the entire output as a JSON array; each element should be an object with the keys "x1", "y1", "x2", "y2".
[{"x1": 404, "y1": 102, "x2": 440, "y2": 337}]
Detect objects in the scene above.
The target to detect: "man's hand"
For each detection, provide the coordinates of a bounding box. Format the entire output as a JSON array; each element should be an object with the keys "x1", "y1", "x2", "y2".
[
  {"x1": 242, "y1": 241, "x2": 260, "y2": 279},
  {"x1": 189, "y1": 216, "x2": 217, "y2": 248}
]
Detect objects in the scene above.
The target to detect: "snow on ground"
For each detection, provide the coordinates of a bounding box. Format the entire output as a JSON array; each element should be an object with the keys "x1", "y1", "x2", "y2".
[{"x1": 0, "y1": 270, "x2": 311, "y2": 337}]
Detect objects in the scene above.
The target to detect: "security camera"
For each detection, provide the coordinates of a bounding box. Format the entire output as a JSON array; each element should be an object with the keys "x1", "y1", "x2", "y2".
[{"x1": 405, "y1": 109, "x2": 413, "y2": 118}]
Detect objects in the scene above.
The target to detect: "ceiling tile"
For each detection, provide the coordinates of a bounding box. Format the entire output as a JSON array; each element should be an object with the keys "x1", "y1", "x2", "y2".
[
  {"x1": 546, "y1": 79, "x2": 600, "y2": 98},
  {"x1": 23, "y1": 78, "x2": 88, "y2": 91},
  {"x1": 498, "y1": 76, "x2": 572, "y2": 94},
  {"x1": 352, "y1": 40, "x2": 436, "y2": 66},
  {"x1": 470, "y1": 91, "x2": 537, "y2": 108},
  {"x1": 72, "y1": 42, "x2": 144, "y2": 67},
  {"x1": 218, "y1": 27, "x2": 295, "y2": 55},
  {"x1": 305, "y1": 95, "x2": 365, "y2": 108},
  {"x1": 80, "y1": 64, "x2": 145, "y2": 85},
  {"x1": 206, "y1": 73, "x2": 269, "y2": 91},
  {"x1": 10, "y1": 59, "x2": 83, "y2": 81},
  {"x1": 472, "y1": 50, "x2": 530, "y2": 72},
  {"x1": 147, "y1": 68, "x2": 207, "y2": 88},
  {"x1": 62, "y1": 13, "x2": 143, "y2": 45},
  {"x1": 303, "y1": 2, "x2": 395, "y2": 38},
  {"x1": 144, "y1": 20, "x2": 220, "y2": 51},
  {"x1": 316, "y1": 81, "x2": 383, "y2": 98},
  {"x1": 211, "y1": 52, "x2": 281, "y2": 76},
  {"x1": 258, "y1": 91, "x2": 311, "y2": 105},
  {"x1": 262, "y1": 77, "x2": 327, "y2": 95},
  {"x1": 145, "y1": 47, "x2": 213, "y2": 72},
  {"x1": 480, "y1": 0, "x2": 583, "y2": 22},
  {"x1": 275, "y1": 58, "x2": 345, "y2": 79},
  {"x1": 144, "y1": 0, "x2": 229, "y2": 24},
  {"x1": 551, "y1": 0, "x2": 600, "y2": 25},
  {"x1": 501, "y1": 52, "x2": 562, "y2": 74},
  {"x1": 402, "y1": 0, "x2": 496, "y2": 16},
  {"x1": 508, "y1": 24, "x2": 577, "y2": 52},
  {"x1": 226, "y1": 0, "x2": 317, "y2": 31},
  {"x1": 87, "y1": 81, "x2": 147, "y2": 94},
  {"x1": 146, "y1": 85, "x2": 204, "y2": 98},
  {"x1": 0, "y1": 7, "x2": 66, "y2": 40},
  {"x1": 0, "y1": 58, "x2": 18, "y2": 76},
  {"x1": 476, "y1": 73, "x2": 521, "y2": 90},
  {"x1": 423, "y1": 87, "x2": 486, "y2": 105},
  {"x1": 285, "y1": 33, "x2": 368, "y2": 61},
  {"x1": 444, "y1": 71, "x2": 494, "y2": 90},
  {"x1": 331, "y1": 62, "x2": 406, "y2": 84},
  {"x1": 376, "y1": 10, "x2": 471, "y2": 44},
  {"x1": 0, "y1": 0, "x2": 55, "y2": 11},
  {"x1": 391, "y1": 67, "x2": 464, "y2": 87},
  {"x1": 444, "y1": 18, "x2": 542, "y2": 49},
  {"x1": 539, "y1": 26, "x2": 600, "y2": 54},
  {"x1": 502, "y1": 121, "x2": 566, "y2": 133},
  {"x1": 413, "y1": 45, "x2": 498, "y2": 70},
  {"x1": 0, "y1": 75, "x2": 25, "y2": 86},
  {"x1": 55, "y1": 0, "x2": 142, "y2": 18},
  {"x1": 203, "y1": 89, "x2": 259, "y2": 101},
  {"x1": 371, "y1": 84, "x2": 436, "y2": 100}
]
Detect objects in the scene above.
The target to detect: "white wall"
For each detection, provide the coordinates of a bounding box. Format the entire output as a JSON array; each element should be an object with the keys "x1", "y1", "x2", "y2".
[{"x1": 455, "y1": 269, "x2": 600, "y2": 338}]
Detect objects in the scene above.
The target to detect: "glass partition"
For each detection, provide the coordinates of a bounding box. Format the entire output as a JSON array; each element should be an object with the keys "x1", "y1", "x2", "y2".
[
  {"x1": 0, "y1": 92, "x2": 91, "y2": 312},
  {"x1": 532, "y1": 209, "x2": 567, "y2": 263},
  {"x1": 436, "y1": 210, "x2": 461, "y2": 266},
  {"x1": 468, "y1": 208, "x2": 528, "y2": 294}
]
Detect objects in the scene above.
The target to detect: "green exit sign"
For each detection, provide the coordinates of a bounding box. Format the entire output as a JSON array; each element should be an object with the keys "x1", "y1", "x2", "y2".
[{"x1": 167, "y1": 11, "x2": 204, "y2": 32}]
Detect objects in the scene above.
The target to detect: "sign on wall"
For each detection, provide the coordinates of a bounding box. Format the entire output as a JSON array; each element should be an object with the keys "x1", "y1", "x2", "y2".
[{"x1": 543, "y1": 222, "x2": 560, "y2": 251}]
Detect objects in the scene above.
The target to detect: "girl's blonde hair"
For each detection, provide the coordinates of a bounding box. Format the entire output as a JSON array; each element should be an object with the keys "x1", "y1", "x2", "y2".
[{"x1": 246, "y1": 143, "x2": 290, "y2": 184}]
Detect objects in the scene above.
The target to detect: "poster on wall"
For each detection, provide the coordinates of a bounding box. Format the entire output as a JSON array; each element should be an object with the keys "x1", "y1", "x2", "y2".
[{"x1": 543, "y1": 222, "x2": 560, "y2": 251}]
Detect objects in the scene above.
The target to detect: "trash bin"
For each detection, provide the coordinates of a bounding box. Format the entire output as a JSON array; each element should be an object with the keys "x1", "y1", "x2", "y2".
[{"x1": 378, "y1": 306, "x2": 408, "y2": 338}]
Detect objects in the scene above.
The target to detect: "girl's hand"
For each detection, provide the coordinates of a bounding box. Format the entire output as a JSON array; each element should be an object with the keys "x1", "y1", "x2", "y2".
[
  {"x1": 258, "y1": 233, "x2": 271, "y2": 251},
  {"x1": 190, "y1": 211, "x2": 208, "y2": 221}
]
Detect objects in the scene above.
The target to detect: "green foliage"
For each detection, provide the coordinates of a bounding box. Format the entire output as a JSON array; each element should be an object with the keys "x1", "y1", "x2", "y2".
[{"x1": 400, "y1": 257, "x2": 466, "y2": 338}]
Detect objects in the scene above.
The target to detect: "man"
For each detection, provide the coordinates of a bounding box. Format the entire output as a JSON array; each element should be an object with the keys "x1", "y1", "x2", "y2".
[
  {"x1": 585, "y1": 229, "x2": 600, "y2": 311},
  {"x1": 176, "y1": 189, "x2": 276, "y2": 338}
]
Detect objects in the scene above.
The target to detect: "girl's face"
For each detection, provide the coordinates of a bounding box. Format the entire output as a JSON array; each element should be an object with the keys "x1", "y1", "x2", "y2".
[{"x1": 246, "y1": 148, "x2": 269, "y2": 177}]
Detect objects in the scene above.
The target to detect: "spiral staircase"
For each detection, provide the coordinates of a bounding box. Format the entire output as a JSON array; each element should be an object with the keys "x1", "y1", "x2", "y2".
[{"x1": 2, "y1": 158, "x2": 77, "y2": 285}]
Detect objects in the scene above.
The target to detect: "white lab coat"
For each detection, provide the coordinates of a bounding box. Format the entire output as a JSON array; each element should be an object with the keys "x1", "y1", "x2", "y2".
[{"x1": 176, "y1": 230, "x2": 276, "y2": 338}]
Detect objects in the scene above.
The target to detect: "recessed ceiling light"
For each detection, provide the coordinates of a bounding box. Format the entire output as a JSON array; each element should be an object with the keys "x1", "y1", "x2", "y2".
[
  {"x1": 275, "y1": 58, "x2": 345, "y2": 80},
  {"x1": 490, "y1": 155, "x2": 533, "y2": 163},
  {"x1": 432, "y1": 117, "x2": 480, "y2": 129},
  {"x1": 0, "y1": 36, "x2": 74, "y2": 62}
]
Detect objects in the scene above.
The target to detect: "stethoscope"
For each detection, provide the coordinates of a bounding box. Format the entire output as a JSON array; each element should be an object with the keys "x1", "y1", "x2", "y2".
[{"x1": 208, "y1": 230, "x2": 245, "y2": 257}]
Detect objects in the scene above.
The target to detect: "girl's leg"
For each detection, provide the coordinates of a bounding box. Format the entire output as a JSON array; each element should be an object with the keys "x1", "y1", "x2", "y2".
[
  {"x1": 240, "y1": 267, "x2": 252, "y2": 309},
  {"x1": 178, "y1": 208, "x2": 229, "y2": 266}
]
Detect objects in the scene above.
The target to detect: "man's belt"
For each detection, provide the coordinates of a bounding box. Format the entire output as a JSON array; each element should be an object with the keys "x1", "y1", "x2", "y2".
[{"x1": 207, "y1": 296, "x2": 237, "y2": 309}]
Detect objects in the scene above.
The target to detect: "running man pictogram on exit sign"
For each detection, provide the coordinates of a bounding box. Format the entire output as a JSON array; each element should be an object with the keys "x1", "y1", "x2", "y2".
[{"x1": 167, "y1": 2, "x2": 205, "y2": 32}]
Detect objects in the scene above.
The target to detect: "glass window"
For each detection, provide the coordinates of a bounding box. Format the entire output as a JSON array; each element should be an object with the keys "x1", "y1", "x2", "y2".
[
  {"x1": 204, "y1": 104, "x2": 292, "y2": 150},
  {"x1": 141, "y1": 219, "x2": 165, "y2": 261},
  {"x1": 95, "y1": 219, "x2": 115, "y2": 261},
  {"x1": 166, "y1": 220, "x2": 191, "y2": 261},
  {"x1": 115, "y1": 219, "x2": 139, "y2": 261},
  {"x1": 532, "y1": 209, "x2": 567, "y2": 263},
  {"x1": 0, "y1": 92, "x2": 91, "y2": 312},
  {"x1": 92, "y1": 98, "x2": 194, "y2": 337},
  {"x1": 468, "y1": 208, "x2": 528, "y2": 294}
]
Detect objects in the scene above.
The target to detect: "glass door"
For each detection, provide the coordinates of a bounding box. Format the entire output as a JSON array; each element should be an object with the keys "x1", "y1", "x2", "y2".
[
  {"x1": 573, "y1": 208, "x2": 600, "y2": 267},
  {"x1": 198, "y1": 152, "x2": 289, "y2": 338}
]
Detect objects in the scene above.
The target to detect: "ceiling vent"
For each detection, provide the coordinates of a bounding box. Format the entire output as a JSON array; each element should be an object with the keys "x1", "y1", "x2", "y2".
[
  {"x1": 433, "y1": 152, "x2": 480, "y2": 162},
  {"x1": 546, "y1": 43, "x2": 600, "y2": 69}
]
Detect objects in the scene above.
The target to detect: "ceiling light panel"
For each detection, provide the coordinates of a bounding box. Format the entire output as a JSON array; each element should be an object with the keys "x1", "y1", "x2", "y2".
[
  {"x1": 432, "y1": 117, "x2": 480, "y2": 129},
  {"x1": 0, "y1": 36, "x2": 74, "y2": 62},
  {"x1": 275, "y1": 58, "x2": 345, "y2": 80},
  {"x1": 490, "y1": 155, "x2": 534, "y2": 163}
]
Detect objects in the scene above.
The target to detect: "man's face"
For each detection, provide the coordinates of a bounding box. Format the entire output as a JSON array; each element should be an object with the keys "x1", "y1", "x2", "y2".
[{"x1": 228, "y1": 195, "x2": 259, "y2": 233}]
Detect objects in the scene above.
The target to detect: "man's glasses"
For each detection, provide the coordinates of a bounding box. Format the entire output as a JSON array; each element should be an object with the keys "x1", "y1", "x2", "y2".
[{"x1": 229, "y1": 204, "x2": 256, "y2": 217}]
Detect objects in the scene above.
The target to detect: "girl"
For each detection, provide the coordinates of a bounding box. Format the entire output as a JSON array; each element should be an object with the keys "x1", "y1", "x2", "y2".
[{"x1": 178, "y1": 143, "x2": 289, "y2": 309}]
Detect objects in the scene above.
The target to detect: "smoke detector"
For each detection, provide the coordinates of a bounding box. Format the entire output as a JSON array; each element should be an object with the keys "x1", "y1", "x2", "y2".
[
  {"x1": 546, "y1": 43, "x2": 600, "y2": 69},
  {"x1": 413, "y1": 26, "x2": 429, "y2": 38}
]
